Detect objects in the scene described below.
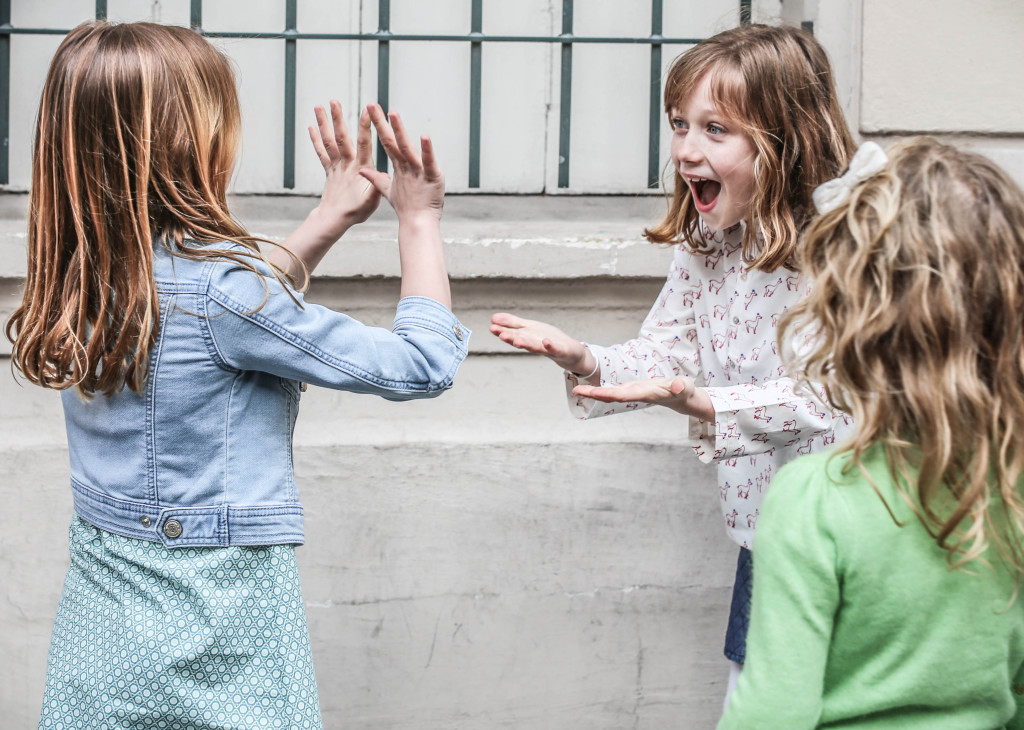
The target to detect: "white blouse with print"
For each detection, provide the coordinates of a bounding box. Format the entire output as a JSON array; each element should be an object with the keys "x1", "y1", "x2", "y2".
[{"x1": 566, "y1": 223, "x2": 852, "y2": 549}]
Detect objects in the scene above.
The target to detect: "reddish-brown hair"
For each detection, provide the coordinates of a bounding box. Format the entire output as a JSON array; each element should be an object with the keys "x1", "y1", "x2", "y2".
[
  {"x1": 645, "y1": 24, "x2": 856, "y2": 271},
  {"x1": 6, "y1": 21, "x2": 299, "y2": 395}
]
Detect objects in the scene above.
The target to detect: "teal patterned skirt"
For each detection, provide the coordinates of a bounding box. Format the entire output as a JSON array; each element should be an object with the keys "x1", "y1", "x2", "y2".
[{"x1": 39, "y1": 517, "x2": 323, "y2": 729}]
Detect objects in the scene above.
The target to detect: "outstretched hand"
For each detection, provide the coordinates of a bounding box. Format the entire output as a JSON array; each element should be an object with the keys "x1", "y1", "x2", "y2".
[
  {"x1": 572, "y1": 377, "x2": 715, "y2": 419},
  {"x1": 359, "y1": 105, "x2": 444, "y2": 224},
  {"x1": 490, "y1": 312, "x2": 592, "y2": 375}
]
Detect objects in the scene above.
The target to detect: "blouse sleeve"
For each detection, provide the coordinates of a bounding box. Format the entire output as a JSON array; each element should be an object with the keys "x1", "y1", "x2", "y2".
[
  {"x1": 694, "y1": 377, "x2": 850, "y2": 463},
  {"x1": 566, "y1": 244, "x2": 703, "y2": 419},
  {"x1": 716, "y1": 458, "x2": 841, "y2": 729}
]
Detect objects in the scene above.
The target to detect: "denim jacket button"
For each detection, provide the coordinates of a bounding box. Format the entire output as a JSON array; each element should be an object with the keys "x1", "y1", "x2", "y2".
[
  {"x1": 163, "y1": 519, "x2": 183, "y2": 539},
  {"x1": 453, "y1": 323, "x2": 464, "y2": 341},
  {"x1": 140, "y1": 516, "x2": 152, "y2": 527}
]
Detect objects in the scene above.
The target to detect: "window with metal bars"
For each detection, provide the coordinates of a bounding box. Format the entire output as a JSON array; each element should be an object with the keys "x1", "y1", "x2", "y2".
[{"x1": 0, "y1": 0, "x2": 754, "y2": 194}]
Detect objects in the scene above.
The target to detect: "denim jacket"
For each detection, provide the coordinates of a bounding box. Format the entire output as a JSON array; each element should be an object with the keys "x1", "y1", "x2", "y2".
[{"x1": 63, "y1": 240, "x2": 470, "y2": 548}]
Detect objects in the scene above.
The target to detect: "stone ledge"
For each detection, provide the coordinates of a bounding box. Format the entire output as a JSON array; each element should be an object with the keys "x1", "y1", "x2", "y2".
[{"x1": 0, "y1": 193, "x2": 675, "y2": 280}]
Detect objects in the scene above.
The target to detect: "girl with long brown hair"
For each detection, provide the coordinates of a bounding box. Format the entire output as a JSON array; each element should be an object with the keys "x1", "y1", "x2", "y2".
[
  {"x1": 489, "y1": 23, "x2": 856, "y2": 704},
  {"x1": 720, "y1": 137, "x2": 1024, "y2": 727},
  {"x1": 6, "y1": 21, "x2": 468, "y2": 729}
]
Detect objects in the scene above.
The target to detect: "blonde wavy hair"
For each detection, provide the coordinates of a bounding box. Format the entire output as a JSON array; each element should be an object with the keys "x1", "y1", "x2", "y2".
[
  {"x1": 5, "y1": 21, "x2": 302, "y2": 396},
  {"x1": 645, "y1": 23, "x2": 856, "y2": 271},
  {"x1": 780, "y1": 136, "x2": 1024, "y2": 576}
]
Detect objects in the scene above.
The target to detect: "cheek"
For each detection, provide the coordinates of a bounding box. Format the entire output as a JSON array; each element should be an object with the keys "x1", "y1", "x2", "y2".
[
  {"x1": 728, "y1": 151, "x2": 757, "y2": 196},
  {"x1": 736, "y1": 165, "x2": 756, "y2": 198},
  {"x1": 669, "y1": 136, "x2": 684, "y2": 163}
]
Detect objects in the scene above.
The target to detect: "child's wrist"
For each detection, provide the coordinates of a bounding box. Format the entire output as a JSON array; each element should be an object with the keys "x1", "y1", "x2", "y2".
[
  {"x1": 570, "y1": 344, "x2": 599, "y2": 379},
  {"x1": 396, "y1": 212, "x2": 443, "y2": 241},
  {"x1": 298, "y1": 205, "x2": 354, "y2": 247},
  {"x1": 397, "y1": 208, "x2": 442, "y2": 228}
]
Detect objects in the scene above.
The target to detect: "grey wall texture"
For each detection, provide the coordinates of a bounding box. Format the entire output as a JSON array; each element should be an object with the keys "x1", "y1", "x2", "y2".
[{"x1": 1, "y1": 194, "x2": 738, "y2": 728}]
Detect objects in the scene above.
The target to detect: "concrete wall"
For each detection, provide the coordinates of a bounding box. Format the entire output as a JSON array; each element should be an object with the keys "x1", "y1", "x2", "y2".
[
  {"x1": 857, "y1": 0, "x2": 1024, "y2": 183},
  {"x1": 0, "y1": 193, "x2": 738, "y2": 728},
  {"x1": 5, "y1": 1, "x2": 1024, "y2": 727}
]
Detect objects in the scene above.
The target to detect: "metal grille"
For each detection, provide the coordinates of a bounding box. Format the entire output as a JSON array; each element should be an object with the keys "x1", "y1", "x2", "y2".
[{"x1": 0, "y1": 0, "x2": 752, "y2": 191}]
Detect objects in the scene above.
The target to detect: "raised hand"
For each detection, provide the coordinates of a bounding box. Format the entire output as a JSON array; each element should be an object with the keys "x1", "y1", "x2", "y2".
[
  {"x1": 359, "y1": 105, "x2": 451, "y2": 308},
  {"x1": 572, "y1": 377, "x2": 714, "y2": 419},
  {"x1": 308, "y1": 100, "x2": 381, "y2": 234},
  {"x1": 273, "y1": 101, "x2": 381, "y2": 282},
  {"x1": 359, "y1": 105, "x2": 444, "y2": 224},
  {"x1": 490, "y1": 313, "x2": 592, "y2": 375}
]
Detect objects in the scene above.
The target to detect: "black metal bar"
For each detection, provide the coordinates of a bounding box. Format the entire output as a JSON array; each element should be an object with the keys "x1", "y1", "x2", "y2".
[
  {"x1": 557, "y1": 0, "x2": 572, "y2": 189},
  {"x1": 283, "y1": 0, "x2": 297, "y2": 189},
  {"x1": 0, "y1": 28, "x2": 68, "y2": 36},
  {"x1": 802, "y1": 20, "x2": 814, "y2": 35},
  {"x1": 0, "y1": 27, "x2": 704, "y2": 45},
  {"x1": 0, "y1": 10, "x2": 713, "y2": 193},
  {"x1": 740, "y1": 0, "x2": 752, "y2": 26},
  {"x1": 376, "y1": 0, "x2": 390, "y2": 172},
  {"x1": 468, "y1": 0, "x2": 482, "y2": 188},
  {"x1": 0, "y1": 0, "x2": 8, "y2": 185},
  {"x1": 647, "y1": 0, "x2": 663, "y2": 189}
]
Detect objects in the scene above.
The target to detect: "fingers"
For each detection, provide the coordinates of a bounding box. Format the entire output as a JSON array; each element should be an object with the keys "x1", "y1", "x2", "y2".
[
  {"x1": 358, "y1": 168, "x2": 392, "y2": 198},
  {"x1": 571, "y1": 384, "x2": 618, "y2": 402},
  {"x1": 308, "y1": 124, "x2": 331, "y2": 168},
  {"x1": 366, "y1": 104, "x2": 426, "y2": 171},
  {"x1": 491, "y1": 312, "x2": 526, "y2": 328},
  {"x1": 356, "y1": 106, "x2": 374, "y2": 167},
  {"x1": 311, "y1": 101, "x2": 356, "y2": 169},
  {"x1": 388, "y1": 111, "x2": 419, "y2": 166},
  {"x1": 573, "y1": 383, "x2": 658, "y2": 404},
  {"x1": 314, "y1": 105, "x2": 339, "y2": 160},
  {"x1": 540, "y1": 337, "x2": 570, "y2": 358},
  {"x1": 572, "y1": 378, "x2": 692, "y2": 406},
  {"x1": 329, "y1": 100, "x2": 354, "y2": 164},
  {"x1": 669, "y1": 377, "x2": 690, "y2": 396},
  {"x1": 366, "y1": 104, "x2": 399, "y2": 164},
  {"x1": 489, "y1": 325, "x2": 543, "y2": 354},
  {"x1": 420, "y1": 135, "x2": 442, "y2": 181}
]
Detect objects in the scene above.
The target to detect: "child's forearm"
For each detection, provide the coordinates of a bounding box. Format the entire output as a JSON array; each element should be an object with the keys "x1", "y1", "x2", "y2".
[
  {"x1": 272, "y1": 206, "x2": 352, "y2": 282},
  {"x1": 397, "y1": 214, "x2": 451, "y2": 308}
]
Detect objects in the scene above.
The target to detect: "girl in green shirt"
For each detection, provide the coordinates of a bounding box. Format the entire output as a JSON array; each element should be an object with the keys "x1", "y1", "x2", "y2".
[{"x1": 719, "y1": 137, "x2": 1024, "y2": 729}]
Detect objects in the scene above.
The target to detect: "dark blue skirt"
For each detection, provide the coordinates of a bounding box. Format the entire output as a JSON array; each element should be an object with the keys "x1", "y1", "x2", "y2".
[{"x1": 723, "y1": 546, "x2": 753, "y2": 664}]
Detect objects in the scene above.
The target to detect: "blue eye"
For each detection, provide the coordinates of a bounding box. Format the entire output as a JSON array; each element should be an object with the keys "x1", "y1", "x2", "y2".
[
  {"x1": 671, "y1": 117, "x2": 688, "y2": 131},
  {"x1": 708, "y1": 123, "x2": 725, "y2": 135}
]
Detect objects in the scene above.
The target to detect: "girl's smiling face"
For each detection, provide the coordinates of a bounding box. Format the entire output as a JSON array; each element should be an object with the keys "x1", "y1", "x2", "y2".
[{"x1": 670, "y1": 73, "x2": 757, "y2": 232}]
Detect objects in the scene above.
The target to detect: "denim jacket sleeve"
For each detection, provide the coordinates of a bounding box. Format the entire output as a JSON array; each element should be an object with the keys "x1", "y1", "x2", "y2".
[{"x1": 200, "y1": 257, "x2": 470, "y2": 399}]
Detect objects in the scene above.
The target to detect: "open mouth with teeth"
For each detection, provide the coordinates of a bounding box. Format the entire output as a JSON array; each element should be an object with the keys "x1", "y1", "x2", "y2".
[{"x1": 689, "y1": 177, "x2": 722, "y2": 212}]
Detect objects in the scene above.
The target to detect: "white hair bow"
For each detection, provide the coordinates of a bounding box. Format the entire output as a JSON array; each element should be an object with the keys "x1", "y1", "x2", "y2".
[{"x1": 812, "y1": 141, "x2": 888, "y2": 215}]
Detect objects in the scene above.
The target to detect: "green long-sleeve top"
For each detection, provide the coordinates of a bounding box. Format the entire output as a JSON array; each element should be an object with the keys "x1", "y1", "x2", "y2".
[{"x1": 718, "y1": 446, "x2": 1024, "y2": 730}]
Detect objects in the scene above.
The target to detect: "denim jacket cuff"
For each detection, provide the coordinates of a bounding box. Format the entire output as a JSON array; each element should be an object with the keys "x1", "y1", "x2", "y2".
[{"x1": 394, "y1": 296, "x2": 471, "y2": 354}]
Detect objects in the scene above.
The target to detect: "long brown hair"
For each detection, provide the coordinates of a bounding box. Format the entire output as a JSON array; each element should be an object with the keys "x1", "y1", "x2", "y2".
[
  {"x1": 781, "y1": 137, "x2": 1024, "y2": 576},
  {"x1": 646, "y1": 24, "x2": 856, "y2": 271},
  {"x1": 5, "y1": 21, "x2": 300, "y2": 396}
]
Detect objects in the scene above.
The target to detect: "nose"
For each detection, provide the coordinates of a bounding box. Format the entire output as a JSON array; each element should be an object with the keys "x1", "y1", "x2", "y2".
[{"x1": 673, "y1": 130, "x2": 703, "y2": 167}]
